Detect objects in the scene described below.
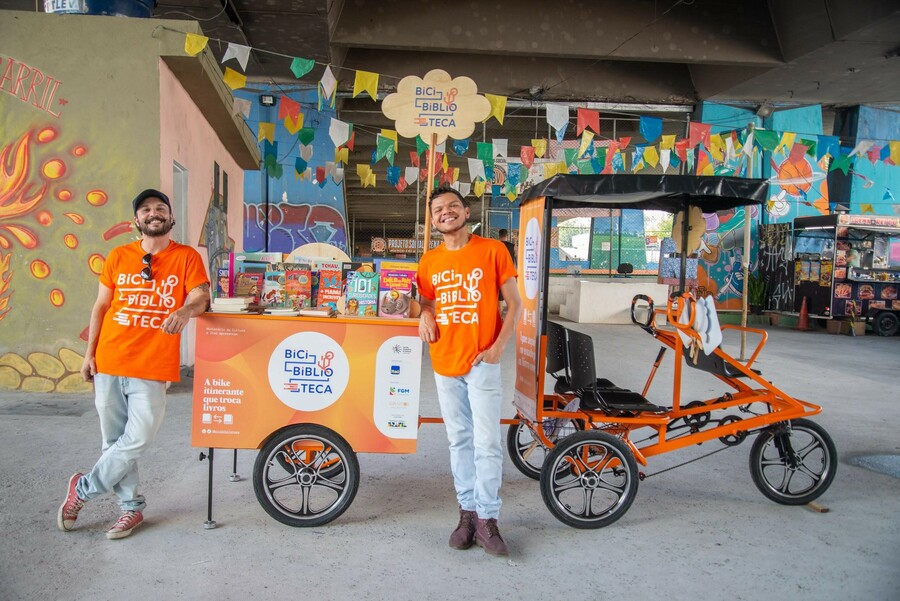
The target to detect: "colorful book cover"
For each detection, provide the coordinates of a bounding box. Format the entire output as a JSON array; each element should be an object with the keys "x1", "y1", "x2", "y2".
[
  {"x1": 232, "y1": 272, "x2": 263, "y2": 304},
  {"x1": 261, "y1": 270, "x2": 287, "y2": 307},
  {"x1": 215, "y1": 267, "x2": 230, "y2": 299},
  {"x1": 315, "y1": 260, "x2": 343, "y2": 310},
  {"x1": 378, "y1": 263, "x2": 417, "y2": 318},
  {"x1": 284, "y1": 264, "x2": 313, "y2": 309},
  {"x1": 343, "y1": 263, "x2": 379, "y2": 316}
]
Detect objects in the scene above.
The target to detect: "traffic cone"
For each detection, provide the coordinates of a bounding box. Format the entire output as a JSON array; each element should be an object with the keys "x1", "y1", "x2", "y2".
[{"x1": 796, "y1": 296, "x2": 810, "y2": 331}]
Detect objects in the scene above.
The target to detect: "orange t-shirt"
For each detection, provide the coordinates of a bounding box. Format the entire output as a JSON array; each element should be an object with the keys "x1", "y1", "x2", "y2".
[
  {"x1": 416, "y1": 235, "x2": 518, "y2": 377},
  {"x1": 96, "y1": 240, "x2": 209, "y2": 382}
]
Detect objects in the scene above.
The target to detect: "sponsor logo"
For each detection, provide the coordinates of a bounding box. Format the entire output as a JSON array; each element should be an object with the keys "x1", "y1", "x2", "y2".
[
  {"x1": 390, "y1": 364, "x2": 401, "y2": 375},
  {"x1": 386, "y1": 420, "x2": 408, "y2": 429},
  {"x1": 389, "y1": 386, "x2": 411, "y2": 396},
  {"x1": 391, "y1": 344, "x2": 413, "y2": 355}
]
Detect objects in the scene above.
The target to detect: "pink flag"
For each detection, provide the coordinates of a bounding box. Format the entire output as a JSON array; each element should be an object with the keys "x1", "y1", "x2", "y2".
[
  {"x1": 520, "y1": 146, "x2": 535, "y2": 168},
  {"x1": 577, "y1": 108, "x2": 600, "y2": 136}
]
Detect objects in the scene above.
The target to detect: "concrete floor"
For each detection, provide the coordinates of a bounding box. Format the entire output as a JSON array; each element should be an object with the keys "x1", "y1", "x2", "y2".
[{"x1": 1, "y1": 322, "x2": 898, "y2": 601}]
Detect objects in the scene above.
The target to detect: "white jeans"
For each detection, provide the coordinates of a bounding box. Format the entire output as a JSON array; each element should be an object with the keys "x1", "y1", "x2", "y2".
[
  {"x1": 434, "y1": 361, "x2": 503, "y2": 520},
  {"x1": 76, "y1": 374, "x2": 168, "y2": 512}
]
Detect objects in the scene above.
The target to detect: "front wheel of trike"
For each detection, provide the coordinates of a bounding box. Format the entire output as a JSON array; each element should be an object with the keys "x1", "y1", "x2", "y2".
[
  {"x1": 507, "y1": 401, "x2": 584, "y2": 480},
  {"x1": 253, "y1": 424, "x2": 360, "y2": 527},
  {"x1": 748, "y1": 418, "x2": 837, "y2": 506},
  {"x1": 540, "y1": 430, "x2": 639, "y2": 529}
]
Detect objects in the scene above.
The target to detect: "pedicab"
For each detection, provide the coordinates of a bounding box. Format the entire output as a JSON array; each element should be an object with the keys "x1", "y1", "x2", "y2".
[
  {"x1": 190, "y1": 174, "x2": 836, "y2": 530},
  {"x1": 506, "y1": 174, "x2": 837, "y2": 528}
]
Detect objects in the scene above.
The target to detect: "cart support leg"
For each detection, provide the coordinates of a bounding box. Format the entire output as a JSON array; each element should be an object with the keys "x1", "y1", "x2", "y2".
[
  {"x1": 202, "y1": 447, "x2": 217, "y2": 530},
  {"x1": 229, "y1": 449, "x2": 241, "y2": 482}
]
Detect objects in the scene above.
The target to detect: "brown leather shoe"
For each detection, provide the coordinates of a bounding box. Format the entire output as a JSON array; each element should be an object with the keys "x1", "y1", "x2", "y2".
[
  {"x1": 474, "y1": 517, "x2": 509, "y2": 556},
  {"x1": 449, "y1": 507, "x2": 477, "y2": 549}
]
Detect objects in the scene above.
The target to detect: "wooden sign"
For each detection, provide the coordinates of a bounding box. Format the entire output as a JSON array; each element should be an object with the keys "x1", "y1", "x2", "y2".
[{"x1": 381, "y1": 69, "x2": 491, "y2": 145}]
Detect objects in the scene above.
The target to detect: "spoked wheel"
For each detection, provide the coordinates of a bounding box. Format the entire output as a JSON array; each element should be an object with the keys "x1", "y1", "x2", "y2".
[
  {"x1": 253, "y1": 424, "x2": 359, "y2": 527},
  {"x1": 540, "y1": 430, "x2": 639, "y2": 529},
  {"x1": 507, "y1": 400, "x2": 583, "y2": 480},
  {"x1": 749, "y1": 418, "x2": 837, "y2": 505}
]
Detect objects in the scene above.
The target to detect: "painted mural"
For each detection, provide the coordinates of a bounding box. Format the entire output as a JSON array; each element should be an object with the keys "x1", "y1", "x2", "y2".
[
  {"x1": 235, "y1": 87, "x2": 348, "y2": 255},
  {"x1": 0, "y1": 124, "x2": 109, "y2": 392}
]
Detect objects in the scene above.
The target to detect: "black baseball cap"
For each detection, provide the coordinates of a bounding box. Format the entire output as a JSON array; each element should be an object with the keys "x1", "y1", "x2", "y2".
[{"x1": 132, "y1": 189, "x2": 172, "y2": 214}]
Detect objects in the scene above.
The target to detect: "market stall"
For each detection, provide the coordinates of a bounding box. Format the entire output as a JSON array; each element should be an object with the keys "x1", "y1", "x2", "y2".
[{"x1": 792, "y1": 213, "x2": 900, "y2": 335}]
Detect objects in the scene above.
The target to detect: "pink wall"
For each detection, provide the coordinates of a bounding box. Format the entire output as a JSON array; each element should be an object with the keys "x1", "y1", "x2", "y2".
[{"x1": 159, "y1": 61, "x2": 245, "y2": 273}]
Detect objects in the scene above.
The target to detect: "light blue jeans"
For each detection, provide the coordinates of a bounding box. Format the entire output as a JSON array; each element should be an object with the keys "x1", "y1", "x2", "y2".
[
  {"x1": 76, "y1": 374, "x2": 168, "y2": 512},
  {"x1": 434, "y1": 361, "x2": 503, "y2": 520}
]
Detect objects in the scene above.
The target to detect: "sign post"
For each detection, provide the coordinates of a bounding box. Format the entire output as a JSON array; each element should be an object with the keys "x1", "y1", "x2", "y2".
[{"x1": 382, "y1": 69, "x2": 491, "y2": 250}]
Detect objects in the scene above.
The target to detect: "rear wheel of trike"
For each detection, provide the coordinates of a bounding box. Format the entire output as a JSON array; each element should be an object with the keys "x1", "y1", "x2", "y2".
[
  {"x1": 749, "y1": 418, "x2": 837, "y2": 506},
  {"x1": 507, "y1": 400, "x2": 584, "y2": 480},
  {"x1": 253, "y1": 424, "x2": 359, "y2": 527},
  {"x1": 540, "y1": 430, "x2": 639, "y2": 529}
]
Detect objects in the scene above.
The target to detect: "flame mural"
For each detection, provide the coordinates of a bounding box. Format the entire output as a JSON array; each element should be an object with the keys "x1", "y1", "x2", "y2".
[{"x1": 0, "y1": 125, "x2": 118, "y2": 392}]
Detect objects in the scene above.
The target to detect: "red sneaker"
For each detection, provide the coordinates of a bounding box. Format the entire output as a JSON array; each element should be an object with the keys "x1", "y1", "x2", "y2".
[
  {"x1": 106, "y1": 511, "x2": 143, "y2": 540},
  {"x1": 57, "y1": 473, "x2": 85, "y2": 532}
]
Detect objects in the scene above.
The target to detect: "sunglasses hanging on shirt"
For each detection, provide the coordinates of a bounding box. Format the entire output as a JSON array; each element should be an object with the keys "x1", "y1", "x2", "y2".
[{"x1": 140, "y1": 253, "x2": 152, "y2": 281}]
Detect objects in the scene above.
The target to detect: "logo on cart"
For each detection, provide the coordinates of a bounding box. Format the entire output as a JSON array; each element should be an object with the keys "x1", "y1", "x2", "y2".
[
  {"x1": 523, "y1": 217, "x2": 541, "y2": 300},
  {"x1": 268, "y1": 331, "x2": 349, "y2": 411},
  {"x1": 390, "y1": 364, "x2": 401, "y2": 375}
]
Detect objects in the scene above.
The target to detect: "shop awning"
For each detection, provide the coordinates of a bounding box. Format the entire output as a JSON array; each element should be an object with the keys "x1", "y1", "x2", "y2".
[{"x1": 522, "y1": 174, "x2": 768, "y2": 212}]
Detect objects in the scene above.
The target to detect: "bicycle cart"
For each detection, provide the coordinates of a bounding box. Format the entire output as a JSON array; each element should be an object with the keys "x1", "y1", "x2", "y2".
[
  {"x1": 191, "y1": 174, "x2": 836, "y2": 529},
  {"x1": 508, "y1": 174, "x2": 836, "y2": 528}
]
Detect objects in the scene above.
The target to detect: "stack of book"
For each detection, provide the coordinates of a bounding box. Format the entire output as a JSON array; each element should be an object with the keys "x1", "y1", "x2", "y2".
[{"x1": 211, "y1": 297, "x2": 252, "y2": 313}]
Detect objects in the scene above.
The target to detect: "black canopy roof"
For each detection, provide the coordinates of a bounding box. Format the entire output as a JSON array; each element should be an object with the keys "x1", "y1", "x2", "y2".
[{"x1": 522, "y1": 174, "x2": 768, "y2": 213}]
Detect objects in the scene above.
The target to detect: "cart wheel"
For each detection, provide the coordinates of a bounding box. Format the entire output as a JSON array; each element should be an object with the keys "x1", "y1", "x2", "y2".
[
  {"x1": 507, "y1": 401, "x2": 583, "y2": 480},
  {"x1": 749, "y1": 418, "x2": 837, "y2": 506},
  {"x1": 253, "y1": 424, "x2": 359, "y2": 527},
  {"x1": 540, "y1": 430, "x2": 639, "y2": 529},
  {"x1": 873, "y1": 311, "x2": 898, "y2": 336}
]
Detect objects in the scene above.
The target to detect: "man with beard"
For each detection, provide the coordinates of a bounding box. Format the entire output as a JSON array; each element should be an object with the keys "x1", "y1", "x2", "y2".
[
  {"x1": 416, "y1": 186, "x2": 521, "y2": 556},
  {"x1": 58, "y1": 189, "x2": 210, "y2": 539}
]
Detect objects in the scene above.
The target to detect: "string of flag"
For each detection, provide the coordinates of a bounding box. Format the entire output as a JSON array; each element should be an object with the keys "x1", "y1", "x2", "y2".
[{"x1": 171, "y1": 26, "x2": 900, "y2": 213}]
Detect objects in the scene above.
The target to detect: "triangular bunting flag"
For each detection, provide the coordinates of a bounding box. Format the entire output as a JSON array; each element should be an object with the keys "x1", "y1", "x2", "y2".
[
  {"x1": 639, "y1": 115, "x2": 663, "y2": 143},
  {"x1": 290, "y1": 57, "x2": 315, "y2": 79},
  {"x1": 318, "y1": 66, "x2": 337, "y2": 109},
  {"x1": 353, "y1": 70, "x2": 379, "y2": 100},
  {"x1": 520, "y1": 146, "x2": 535, "y2": 169},
  {"x1": 221, "y1": 43, "x2": 251, "y2": 72},
  {"x1": 184, "y1": 33, "x2": 208, "y2": 56},
  {"x1": 484, "y1": 94, "x2": 507, "y2": 125},
  {"x1": 284, "y1": 113, "x2": 304, "y2": 135},
  {"x1": 576, "y1": 108, "x2": 600, "y2": 136},
  {"x1": 258, "y1": 122, "x2": 274, "y2": 143},
  {"x1": 222, "y1": 67, "x2": 246, "y2": 90},
  {"x1": 329, "y1": 118, "x2": 350, "y2": 147},
  {"x1": 532, "y1": 139, "x2": 547, "y2": 158},
  {"x1": 232, "y1": 98, "x2": 251, "y2": 118},
  {"x1": 688, "y1": 122, "x2": 711, "y2": 148},
  {"x1": 278, "y1": 96, "x2": 301, "y2": 122}
]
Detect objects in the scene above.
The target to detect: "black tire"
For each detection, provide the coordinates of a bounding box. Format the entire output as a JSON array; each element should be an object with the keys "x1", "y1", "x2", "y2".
[
  {"x1": 540, "y1": 430, "x2": 639, "y2": 529},
  {"x1": 873, "y1": 311, "x2": 899, "y2": 337},
  {"x1": 253, "y1": 424, "x2": 359, "y2": 527},
  {"x1": 507, "y1": 401, "x2": 583, "y2": 480},
  {"x1": 749, "y1": 418, "x2": 837, "y2": 506}
]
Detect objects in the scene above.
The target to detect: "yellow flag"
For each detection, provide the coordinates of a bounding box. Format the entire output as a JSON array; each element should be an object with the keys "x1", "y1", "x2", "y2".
[
  {"x1": 532, "y1": 139, "x2": 547, "y2": 158},
  {"x1": 860, "y1": 203, "x2": 875, "y2": 214},
  {"x1": 258, "y1": 122, "x2": 274, "y2": 143},
  {"x1": 701, "y1": 162, "x2": 715, "y2": 176},
  {"x1": 365, "y1": 172, "x2": 377, "y2": 188},
  {"x1": 633, "y1": 157, "x2": 645, "y2": 173},
  {"x1": 775, "y1": 132, "x2": 796, "y2": 156},
  {"x1": 380, "y1": 128, "x2": 398, "y2": 151},
  {"x1": 890, "y1": 141, "x2": 900, "y2": 165},
  {"x1": 708, "y1": 134, "x2": 725, "y2": 162},
  {"x1": 335, "y1": 147, "x2": 349, "y2": 164},
  {"x1": 284, "y1": 113, "x2": 304, "y2": 135},
  {"x1": 660, "y1": 134, "x2": 676, "y2": 150},
  {"x1": 484, "y1": 94, "x2": 507, "y2": 125},
  {"x1": 557, "y1": 161, "x2": 569, "y2": 173},
  {"x1": 184, "y1": 33, "x2": 208, "y2": 56},
  {"x1": 353, "y1": 70, "x2": 379, "y2": 100},
  {"x1": 578, "y1": 131, "x2": 595, "y2": 158},
  {"x1": 223, "y1": 67, "x2": 247, "y2": 90},
  {"x1": 473, "y1": 180, "x2": 486, "y2": 198},
  {"x1": 506, "y1": 189, "x2": 517, "y2": 202},
  {"x1": 451, "y1": 167, "x2": 459, "y2": 183},
  {"x1": 544, "y1": 163, "x2": 558, "y2": 179},
  {"x1": 356, "y1": 164, "x2": 371, "y2": 180},
  {"x1": 643, "y1": 145, "x2": 660, "y2": 168},
  {"x1": 442, "y1": 153, "x2": 449, "y2": 173}
]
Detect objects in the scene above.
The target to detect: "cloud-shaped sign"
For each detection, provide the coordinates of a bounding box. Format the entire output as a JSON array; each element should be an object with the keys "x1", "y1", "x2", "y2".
[{"x1": 382, "y1": 69, "x2": 491, "y2": 145}]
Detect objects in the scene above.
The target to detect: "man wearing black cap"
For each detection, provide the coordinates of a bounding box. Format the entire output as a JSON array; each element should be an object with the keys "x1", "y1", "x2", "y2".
[{"x1": 58, "y1": 188, "x2": 210, "y2": 540}]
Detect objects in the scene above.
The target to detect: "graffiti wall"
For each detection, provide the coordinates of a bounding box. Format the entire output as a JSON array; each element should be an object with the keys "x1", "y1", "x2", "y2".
[
  {"x1": 236, "y1": 87, "x2": 349, "y2": 254},
  {"x1": 0, "y1": 12, "x2": 253, "y2": 392}
]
